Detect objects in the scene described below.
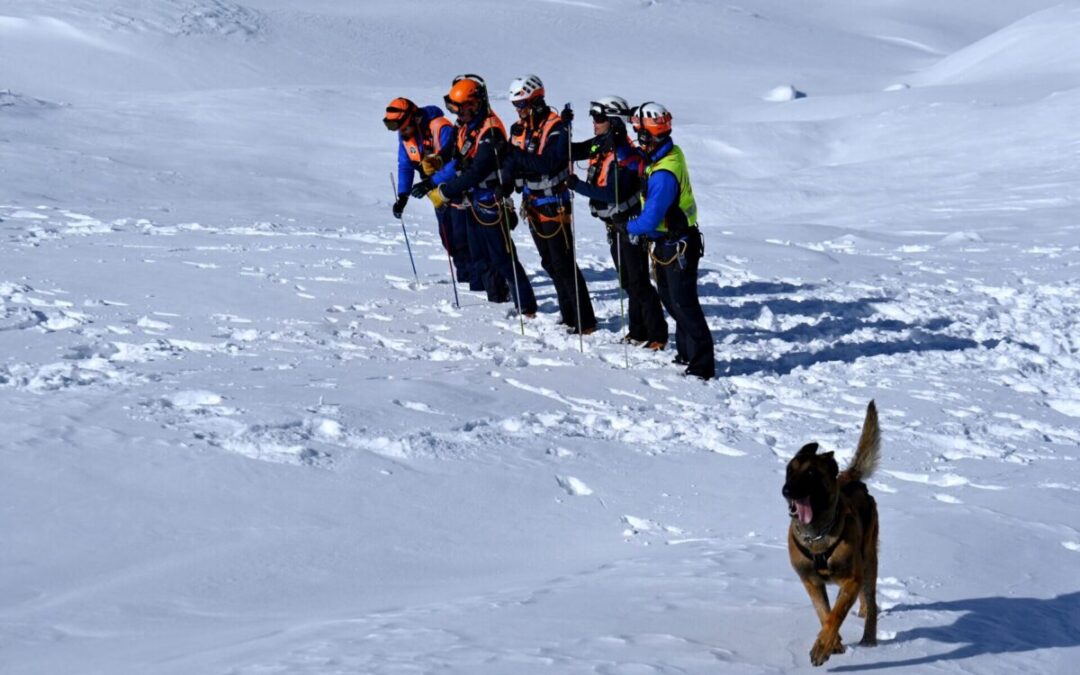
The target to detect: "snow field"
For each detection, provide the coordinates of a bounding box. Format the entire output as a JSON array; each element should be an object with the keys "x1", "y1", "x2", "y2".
[{"x1": 3, "y1": 0, "x2": 1080, "y2": 673}]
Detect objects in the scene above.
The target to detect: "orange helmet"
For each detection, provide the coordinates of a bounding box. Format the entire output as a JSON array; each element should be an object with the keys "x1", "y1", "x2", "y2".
[
  {"x1": 444, "y1": 74, "x2": 487, "y2": 115},
  {"x1": 383, "y1": 97, "x2": 418, "y2": 131},
  {"x1": 630, "y1": 101, "x2": 673, "y2": 138}
]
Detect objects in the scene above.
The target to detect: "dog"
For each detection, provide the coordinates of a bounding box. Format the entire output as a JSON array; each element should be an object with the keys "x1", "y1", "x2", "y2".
[{"x1": 783, "y1": 400, "x2": 880, "y2": 666}]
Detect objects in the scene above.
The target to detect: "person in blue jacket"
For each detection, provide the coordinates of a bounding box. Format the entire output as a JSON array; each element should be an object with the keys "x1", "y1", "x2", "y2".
[
  {"x1": 384, "y1": 97, "x2": 478, "y2": 291},
  {"x1": 567, "y1": 96, "x2": 668, "y2": 349},
  {"x1": 410, "y1": 76, "x2": 534, "y2": 314},
  {"x1": 626, "y1": 102, "x2": 715, "y2": 380}
]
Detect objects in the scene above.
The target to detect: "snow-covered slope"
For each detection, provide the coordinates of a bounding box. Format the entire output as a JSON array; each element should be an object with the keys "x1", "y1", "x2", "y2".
[
  {"x1": 3, "y1": 1, "x2": 1080, "y2": 673},
  {"x1": 914, "y1": 4, "x2": 1080, "y2": 85}
]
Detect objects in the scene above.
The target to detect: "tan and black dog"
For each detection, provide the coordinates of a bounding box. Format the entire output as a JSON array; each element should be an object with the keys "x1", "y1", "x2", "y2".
[{"x1": 783, "y1": 400, "x2": 880, "y2": 666}]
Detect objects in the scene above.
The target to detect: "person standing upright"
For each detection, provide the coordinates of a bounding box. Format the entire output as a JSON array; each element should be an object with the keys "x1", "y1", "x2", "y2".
[
  {"x1": 567, "y1": 96, "x2": 667, "y2": 350},
  {"x1": 626, "y1": 102, "x2": 715, "y2": 380},
  {"x1": 411, "y1": 75, "x2": 536, "y2": 316},
  {"x1": 384, "y1": 98, "x2": 477, "y2": 290},
  {"x1": 505, "y1": 75, "x2": 596, "y2": 335}
]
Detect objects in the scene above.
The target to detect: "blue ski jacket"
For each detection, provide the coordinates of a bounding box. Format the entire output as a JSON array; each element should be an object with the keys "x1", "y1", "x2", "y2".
[
  {"x1": 627, "y1": 138, "x2": 679, "y2": 238},
  {"x1": 396, "y1": 105, "x2": 454, "y2": 196}
]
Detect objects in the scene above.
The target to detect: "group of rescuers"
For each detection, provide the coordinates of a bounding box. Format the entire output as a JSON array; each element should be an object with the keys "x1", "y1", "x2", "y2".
[{"x1": 384, "y1": 74, "x2": 715, "y2": 381}]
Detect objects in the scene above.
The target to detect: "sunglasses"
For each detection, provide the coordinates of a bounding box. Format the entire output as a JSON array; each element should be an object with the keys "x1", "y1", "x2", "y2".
[
  {"x1": 512, "y1": 99, "x2": 534, "y2": 110},
  {"x1": 446, "y1": 73, "x2": 487, "y2": 115},
  {"x1": 384, "y1": 103, "x2": 415, "y2": 131},
  {"x1": 443, "y1": 96, "x2": 479, "y2": 116}
]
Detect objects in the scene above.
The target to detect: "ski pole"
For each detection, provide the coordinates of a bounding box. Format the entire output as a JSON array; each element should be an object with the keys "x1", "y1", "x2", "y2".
[
  {"x1": 565, "y1": 103, "x2": 584, "y2": 353},
  {"x1": 612, "y1": 148, "x2": 629, "y2": 369},
  {"x1": 493, "y1": 143, "x2": 526, "y2": 336},
  {"x1": 420, "y1": 133, "x2": 460, "y2": 308},
  {"x1": 441, "y1": 213, "x2": 461, "y2": 308},
  {"x1": 389, "y1": 172, "x2": 420, "y2": 287}
]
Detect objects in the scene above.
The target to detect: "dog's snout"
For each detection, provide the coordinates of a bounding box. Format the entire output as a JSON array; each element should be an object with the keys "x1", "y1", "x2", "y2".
[{"x1": 782, "y1": 484, "x2": 793, "y2": 499}]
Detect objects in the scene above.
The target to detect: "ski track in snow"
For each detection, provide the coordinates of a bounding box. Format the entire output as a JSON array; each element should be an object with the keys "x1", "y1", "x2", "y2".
[
  {"x1": 5, "y1": 4, "x2": 1080, "y2": 670},
  {"x1": 4, "y1": 202, "x2": 1078, "y2": 482},
  {"x1": 159, "y1": 543, "x2": 972, "y2": 675}
]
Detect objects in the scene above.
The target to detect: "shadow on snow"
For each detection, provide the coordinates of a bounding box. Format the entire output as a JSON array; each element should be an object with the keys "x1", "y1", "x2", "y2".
[
  {"x1": 831, "y1": 592, "x2": 1080, "y2": 671},
  {"x1": 697, "y1": 281, "x2": 996, "y2": 377}
]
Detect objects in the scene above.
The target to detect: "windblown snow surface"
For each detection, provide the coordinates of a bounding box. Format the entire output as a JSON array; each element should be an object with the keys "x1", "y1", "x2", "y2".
[{"x1": 3, "y1": 1, "x2": 1080, "y2": 673}]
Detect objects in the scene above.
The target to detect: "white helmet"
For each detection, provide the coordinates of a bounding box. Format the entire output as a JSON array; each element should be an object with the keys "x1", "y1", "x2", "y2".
[
  {"x1": 508, "y1": 74, "x2": 545, "y2": 106},
  {"x1": 631, "y1": 101, "x2": 673, "y2": 136},
  {"x1": 589, "y1": 95, "x2": 630, "y2": 121}
]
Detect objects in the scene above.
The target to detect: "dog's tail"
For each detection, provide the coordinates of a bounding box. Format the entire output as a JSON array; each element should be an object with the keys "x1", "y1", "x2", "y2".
[{"x1": 840, "y1": 400, "x2": 880, "y2": 485}]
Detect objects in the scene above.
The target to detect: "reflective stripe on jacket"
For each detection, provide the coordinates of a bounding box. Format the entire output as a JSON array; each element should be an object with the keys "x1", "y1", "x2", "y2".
[
  {"x1": 587, "y1": 146, "x2": 643, "y2": 221},
  {"x1": 510, "y1": 109, "x2": 570, "y2": 195},
  {"x1": 456, "y1": 113, "x2": 508, "y2": 191}
]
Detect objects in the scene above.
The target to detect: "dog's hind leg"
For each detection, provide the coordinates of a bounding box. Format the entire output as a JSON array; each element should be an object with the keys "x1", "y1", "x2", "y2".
[
  {"x1": 859, "y1": 578, "x2": 878, "y2": 646},
  {"x1": 859, "y1": 523, "x2": 880, "y2": 646}
]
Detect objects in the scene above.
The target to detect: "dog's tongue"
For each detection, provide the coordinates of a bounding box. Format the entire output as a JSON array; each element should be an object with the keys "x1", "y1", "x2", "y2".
[{"x1": 795, "y1": 498, "x2": 813, "y2": 525}]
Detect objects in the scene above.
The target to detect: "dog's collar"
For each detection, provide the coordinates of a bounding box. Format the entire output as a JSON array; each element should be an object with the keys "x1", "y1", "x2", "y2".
[
  {"x1": 793, "y1": 507, "x2": 845, "y2": 575},
  {"x1": 803, "y1": 505, "x2": 840, "y2": 544},
  {"x1": 794, "y1": 532, "x2": 841, "y2": 576}
]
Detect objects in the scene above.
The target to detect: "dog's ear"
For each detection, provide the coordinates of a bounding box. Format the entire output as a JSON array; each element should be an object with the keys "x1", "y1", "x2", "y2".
[
  {"x1": 796, "y1": 442, "x2": 819, "y2": 457},
  {"x1": 819, "y1": 451, "x2": 839, "y2": 477}
]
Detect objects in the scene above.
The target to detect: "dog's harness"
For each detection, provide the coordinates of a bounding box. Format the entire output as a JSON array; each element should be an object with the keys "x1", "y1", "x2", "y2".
[{"x1": 793, "y1": 510, "x2": 844, "y2": 576}]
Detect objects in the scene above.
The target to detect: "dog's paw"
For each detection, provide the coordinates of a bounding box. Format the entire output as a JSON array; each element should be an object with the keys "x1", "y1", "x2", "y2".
[{"x1": 810, "y1": 633, "x2": 844, "y2": 666}]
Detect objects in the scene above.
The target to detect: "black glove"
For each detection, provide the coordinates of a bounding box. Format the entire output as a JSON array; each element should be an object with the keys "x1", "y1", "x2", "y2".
[
  {"x1": 561, "y1": 104, "x2": 573, "y2": 125},
  {"x1": 392, "y1": 193, "x2": 409, "y2": 218},
  {"x1": 409, "y1": 179, "x2": 433, "y2": 199},
  {"x1": 498, "y1": 180, "x2": 515, "y2": 199},
  {"x1": 565, "y1": 174, "x2": 579, "y2": 190},
  {"x1": 510, "y1": 122, "x2": 523, "y2": 138},
  {"x1": 503, "y1": 201, "x2": 519, "y2": 230}
]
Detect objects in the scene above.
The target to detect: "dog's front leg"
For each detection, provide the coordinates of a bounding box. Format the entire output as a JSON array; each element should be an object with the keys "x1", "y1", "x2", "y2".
[
  {"x1": 810, "y1": 578, "x2": 860, "y2": 666},
  {"x1": 800, "y1": 577, "x2": 831, "y2": 627}
]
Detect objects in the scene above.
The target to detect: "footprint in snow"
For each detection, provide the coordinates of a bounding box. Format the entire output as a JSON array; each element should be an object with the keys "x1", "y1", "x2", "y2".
[
  {"x1": 622, "y1": 515, "x2": 685, "y2": 539},
  {"x1": 643, "y1": 378, "x2": 670, "y2": 391},
  {"x1": 384, "y1": 274, "x2": 422, "y2": 291},
  {"x1": 876, "y1": 577, "x2": 919, "y2": 614},
  {"x1": 933, "y1": 493, "x2": 963, "y2": 504},
  {"x1": 393, "y1": 399, "x2": 444, "y2": 415},
  {"x1": 136, "y1": 316, "x2": 173, "y2": 332},
  {"x1": 555, "y1": 475, "x2": 593, "y2": 496},
  {"x1": 163, "y1": 390, "x2": 224, "y2": 409}
]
